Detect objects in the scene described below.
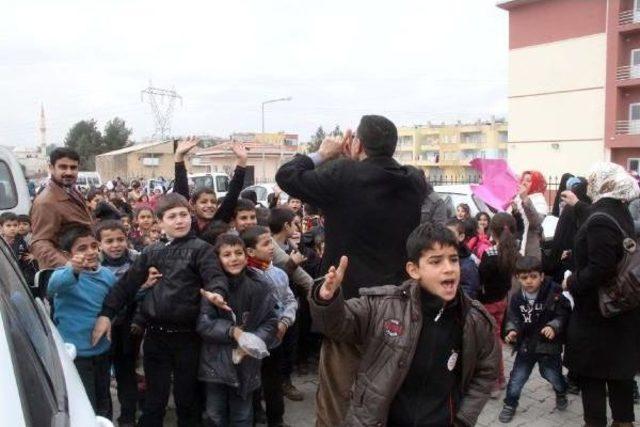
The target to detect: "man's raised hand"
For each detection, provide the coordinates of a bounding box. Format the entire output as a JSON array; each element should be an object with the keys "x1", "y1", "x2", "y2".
[
  {"x1": 318, "y1": 256, "x2": 348, "y2": 301},
  {"x1": 175, "y1": 136, "x2": 199, "y2": 162},
  {"x1": 200, "y1": 289, "x2": 232, "y2": 311}
]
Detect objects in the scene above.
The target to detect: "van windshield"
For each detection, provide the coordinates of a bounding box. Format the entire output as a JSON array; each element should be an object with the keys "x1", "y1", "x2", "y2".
[
  {"x1": 193, "y1": 176, "x2": 213, "y2": 189},
  {"x1": 216, "y1": 175, "x2": 229, "y2": 193},
  {"x1": 0, "y1": 161, "x2": 18, "y2": 209}
]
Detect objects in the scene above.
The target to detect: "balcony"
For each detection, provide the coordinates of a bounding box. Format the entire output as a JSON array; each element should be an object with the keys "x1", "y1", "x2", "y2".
[
  {"x1": 616, "y1": 66, "x2": 640, "y2": 85},
  {"x1": 397, "y1": 142, "x2": 414, "y2": 152},
  {"x1": 615, "y1": 120, "x2": 640, "y2": 135},
  {"x1": 619, "y1": 10, "x2": 640, "y2": 33}
]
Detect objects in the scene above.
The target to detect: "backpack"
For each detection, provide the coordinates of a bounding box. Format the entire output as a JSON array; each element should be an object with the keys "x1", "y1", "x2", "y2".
[{"x1": 584, "y1": 212, "x2": 640, "y2": 318}]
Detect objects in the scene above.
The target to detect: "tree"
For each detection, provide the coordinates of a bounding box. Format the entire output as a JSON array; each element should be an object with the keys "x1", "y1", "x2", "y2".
[
  {"x1": 330, "y1": 125, "x2": 343, "y2": 138},
  {"x1": 103, "y1": 117, "x2": 132, "y2": 152},
  {"x1": 64, "y1": 119, "x2": 104, "y2": 170},
  {"x1": 45, "y1": 143, "x2": 58, "y2": 156},
  {"x1": 307, "y1": 126, "x2": 326, "y2": 153}
]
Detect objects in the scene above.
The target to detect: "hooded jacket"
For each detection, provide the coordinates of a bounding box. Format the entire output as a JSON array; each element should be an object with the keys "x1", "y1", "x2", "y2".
[{"x1": 310, "y1": 280, "x2": 499, "y2": 427}]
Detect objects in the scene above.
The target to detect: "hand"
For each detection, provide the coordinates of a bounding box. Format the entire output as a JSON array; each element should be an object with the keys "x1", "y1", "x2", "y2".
[
  {"x1": 562, "y1": 277, "x2": 569, "y2": 290},
  {"x1": 561, "y1": 190, "x2": 579, "y2": 207},
  {"x1": 130, "y1": 323, "x2": 144, "y2": 336},
  {"x1": 276, "y1": 321, "x2": 288, "y2": 342},
  {"x1": 21, "y1": 252, "x2": 35, "y2": 262},
  {"x1": 69, "y1": 253, "x2": 95, "y2": 274},
  {"x1": 319, "y1": 256, "x2": 348, "y2": 301},
  {"x1": 518, "y1": 183, "x2": 528, "y2": 198},
  {"x1": 141, "y1": 267, "x2": 162, "y2": 290},
  {"x1": 505, "y1": 330, "x2": 517, "y2": 344},
  {"x1": 175, "y1": 136, "x2": 199, "y2": 162},
  {"x1": 318, "y1": 136, "x2": 344, "y2": 161},
  {"x1": 92, "y1": 316, "x2": 112, "y2": 346},
  {"x1": 341, "y1": 129, "x2": 356, "y2": 159},
  {"x1": 289, "y1": 249, "x2": 307, "y2": 266},
  {"x1": 540, "y1": 326, "x2": 556, "y2": 340},
  {"x1": 230, "y1": 141, "x2": 248, "y2": 167},
  {"x1": 201, "y1": 289, "x2": 232, "y2": 311},
  {"x1": 231, "y1": 326, "x2": 244, "y2": 342}
]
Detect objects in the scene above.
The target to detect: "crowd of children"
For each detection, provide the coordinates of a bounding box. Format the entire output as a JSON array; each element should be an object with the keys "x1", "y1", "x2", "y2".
[{"x1": 5, "y1": 138, "x2": 640, "y2": 427}]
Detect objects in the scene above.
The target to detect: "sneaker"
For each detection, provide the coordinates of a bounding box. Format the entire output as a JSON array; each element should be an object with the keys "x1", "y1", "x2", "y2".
[
  {"x1": 282, "y1": 382, "x2": 304, "y2": 402},
  {"x1": 556, "y1": 393, "x2": 568, "y2": 411},
  {"x1": 499, "y1": 405, "x2": 516, "y2": 423}
]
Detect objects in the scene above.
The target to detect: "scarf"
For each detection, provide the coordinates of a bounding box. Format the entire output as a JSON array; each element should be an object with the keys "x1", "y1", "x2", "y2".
[
  {"x1": 247, "y1": 256, "x2": 270, "y2": 271},
  {"x1": 587, "y1": 162, "x2": 640, "y2": 203}
]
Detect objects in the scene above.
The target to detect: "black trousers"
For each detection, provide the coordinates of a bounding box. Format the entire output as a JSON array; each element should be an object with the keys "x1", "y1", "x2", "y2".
[
  {"x1": 278, "y1": 322, "x2": 298, "y2": 382},
  {"x1": 75, "y1": 353, "x2": 113, "y2": 419},
  {"x1": 138, "y1": 329, "x2": 201, "y2": 427},
  {"x1": 112, "y1": 322, "x2": 140, "y2": 424},
  {"x1": 261, "y1": 344, "x2": 285, "y2": 425},
  {"x1": 580, "y1": 376, "x2": 635, "y2": 426}
]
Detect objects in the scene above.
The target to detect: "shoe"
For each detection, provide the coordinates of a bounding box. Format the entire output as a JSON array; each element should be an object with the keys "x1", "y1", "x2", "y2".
[
  {"x1": 556, "y1": 393, "x2": 568, "y2": 411},
  {"x1": 498, "y1": 405, "x2": 516, "y2": 423},
  {"x1": 282, "y1": 382, "x2": 304, "y2": 402}
]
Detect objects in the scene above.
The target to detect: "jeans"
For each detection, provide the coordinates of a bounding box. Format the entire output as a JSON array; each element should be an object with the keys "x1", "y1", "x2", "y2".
[
  {"x1": 262, "y1": 343, "x2": 285, "y2": 424},
  {"x1": 206, "y1": 383, "x2": 253, "y2": 427},
  {"x1": 483, "y1": 298, "x2": 508, "y2": 388},
  {"x1": 138, "y1": 329, "x2": 201, "y2": 427},
  {"x1": 111, "y1": 321, "x2": 140, "y2": 424},
  {"x1": 74, "y1": 353, "x2": 113, "y2": 419},
  {"x1": 504, "y1": 352, "x2": 567, "y2": 408},
  {"x1": 580, "y1": 376, "x2": 635, "y2": 426}
]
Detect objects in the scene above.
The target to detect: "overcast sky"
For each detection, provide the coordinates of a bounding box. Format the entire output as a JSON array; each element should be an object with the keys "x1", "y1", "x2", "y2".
[{"x1": 0, "y1": 0, "x2": 508, "y2": 148}]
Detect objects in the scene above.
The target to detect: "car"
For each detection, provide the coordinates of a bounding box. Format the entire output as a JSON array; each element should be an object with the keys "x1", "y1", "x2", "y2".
[
  {"x1": 433, "y1": 184, "x2": 496, "y2": 218},
  {"x1": 0, "y1": 146, "x2": 31, "y2": 216},
  {"x1": 0, "y1": 238, "x2": 113, "y2": 427},
  {"x1": 242, "y1": 183, "x2": 289, "y2": 207},
  {"x1": 188, "y1": 172, "x2": 230, "y2": 199},
  {"x1": 76, "y1": 171, "x2": 102, "y2": 192}
]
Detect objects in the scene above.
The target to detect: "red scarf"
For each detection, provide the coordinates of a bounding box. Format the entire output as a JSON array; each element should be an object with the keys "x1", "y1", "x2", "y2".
[{"x1": 247, "y1": 256, "x2": 270, "y2": 271}]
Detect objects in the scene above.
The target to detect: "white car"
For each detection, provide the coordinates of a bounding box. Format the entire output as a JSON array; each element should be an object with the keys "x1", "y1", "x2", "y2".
[
  {"x1": 434, "y1": 184, "x2": 495, "y2": 218},
  {"x1": 0, "y1": 146, "x2": 31, "y2": 216},
  {"x1": 242, "y1": 183, "x2": 289, "y2": 207},
  {"x1": 188, "y1": 172, "x2": 230, "y2": 199},
  {"x1": 0, "y1": 239, "x2": 113, "y2": 427},
  {"x1": 76, "y1": 171, "x2": 102, "y2": 192}
]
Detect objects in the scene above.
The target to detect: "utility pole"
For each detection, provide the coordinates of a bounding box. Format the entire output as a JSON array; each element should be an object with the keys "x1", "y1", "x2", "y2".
[
  {"x1": 261, "y1": 97, "x2": 292, "y2": 133},
  {"x1": 141, "y1": 83, "x2": 183, "y2": 141}
]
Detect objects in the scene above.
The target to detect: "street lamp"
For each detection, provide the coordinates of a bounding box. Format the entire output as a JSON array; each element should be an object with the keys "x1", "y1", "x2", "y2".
[{"x1": 261, "y1": 97, "x2": 292, "y2": 133}]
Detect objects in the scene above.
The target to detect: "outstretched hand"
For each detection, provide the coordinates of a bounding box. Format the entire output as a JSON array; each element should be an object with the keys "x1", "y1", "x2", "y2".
[
  {"x1": 201, "y1": 289, "x2": 232, "y2": 311},
  {"x1": 92, "y1": 316, "x2": 112, "y2": 346},
  {"x1": 318, "y1": 256, "x2": 348, "y2": 301},
  {"x1": 175, "y1": 136, "x2": 199, "y2": 161},
  {"x1": 230, "y1": 141, "x2": 248, "y2": 167}
]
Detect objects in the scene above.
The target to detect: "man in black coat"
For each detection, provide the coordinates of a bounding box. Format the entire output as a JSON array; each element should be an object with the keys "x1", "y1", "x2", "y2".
[{"x1": 275, "y1": 115, "x2": 426, "y2": 426}]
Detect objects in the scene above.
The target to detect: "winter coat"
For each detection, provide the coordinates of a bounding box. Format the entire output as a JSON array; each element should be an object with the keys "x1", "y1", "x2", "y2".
[
  {"x1": 564, "y1": 198, "x2": 640, "y2": 380},
  {"x1": 459, "y1": 244, "x2": 481, "y2": 300},
  {"x1": 478, "y1": 247, "x2": 512, "y2": 305},
  {"x1": 309, "y1": 280, "x2": 500, "y2": 427},
  {"x1": 504, "y1": 278, "x2": 571, "y2": 356},
  {"x1": 276, "y1": 155, "x2": 426, "y2": 298},
  {"x1": 196, "y1": 270, "x2": 278, "y2": 398},
  {"x1": 420, "y1": 185, "x2": 448, "y2": 226},
  {"x1": 100, "y1": 232, "x2": 228, "y2": 329}
]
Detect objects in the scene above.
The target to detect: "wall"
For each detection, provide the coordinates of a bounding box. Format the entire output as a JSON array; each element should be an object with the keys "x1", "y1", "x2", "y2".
[{"x1": 508, "y1": 140, "x2": 605, "y2": 176}]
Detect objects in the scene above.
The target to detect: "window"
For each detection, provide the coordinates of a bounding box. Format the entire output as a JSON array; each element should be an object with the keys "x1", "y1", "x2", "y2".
[
  {"x1": 498, "y1": 131, "x2": 508, "y2": 143},
  {"x1": 628, "y1": 158, "x2": 640, "y2": 173},
  {"x1": 142, "y1": 157, "x2": 160, "y2": 166},
  {"x1": 193, "y1": 176, "x2": 214, "y2": 189},
  {"x1": 216, "y1": 175, "x2": 229, "y2": 193},
  {"x1": 629, "y1": 103, "x2": 640, "y2": 134},
  {"x1": 461, "y1": 132, "x2": 485, "y2": 144},
  {"x1": 0, "y1": 161, "x2": 18, "y2": 210}
]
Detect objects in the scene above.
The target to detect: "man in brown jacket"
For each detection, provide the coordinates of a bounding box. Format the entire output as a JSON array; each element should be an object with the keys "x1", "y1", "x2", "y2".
[
  {"x1": 310, "y1": 223, "x2": 500, "y2": 426},
  {"x1": 30, "y1": 148, "x2": 92, "y2": 269}
]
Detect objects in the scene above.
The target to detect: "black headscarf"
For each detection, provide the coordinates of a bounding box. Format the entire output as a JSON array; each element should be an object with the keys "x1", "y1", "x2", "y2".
[{"x1": 552, "y1": 173, "x2": 574, "y2": 217}]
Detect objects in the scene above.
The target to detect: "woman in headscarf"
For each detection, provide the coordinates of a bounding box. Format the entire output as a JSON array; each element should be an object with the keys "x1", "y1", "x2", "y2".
[
  {"x1": 552, "y1": 173, "x2": 574, "y2": 217},
  {"x1": 562, "y1": 162, "x2": 640, "y2": 427},
  {"x1": 511, "y1": 170, "x2": 548, "y2": 259}
]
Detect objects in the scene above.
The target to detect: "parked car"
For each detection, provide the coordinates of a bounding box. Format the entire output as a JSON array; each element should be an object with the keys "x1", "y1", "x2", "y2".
[
  {"x1": 76, "y1": 171, "x2": 102, "y2": 192},
  {"x1": 0, "y1": 238, "x2": 113, "y2": 427},
  {"x1": 242, "y1": 183, "x2": 289, "y2": 207},
  {"x1": 188, "y1": 172, "x2": 230, "y2": 199},
  {"x1": 0, "y1": 146, "x2": 31, "y2": 216}
]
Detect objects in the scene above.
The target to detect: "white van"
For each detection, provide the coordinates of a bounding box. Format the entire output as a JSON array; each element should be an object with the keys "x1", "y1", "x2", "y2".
[
  {"x1": 76, "y1": 172, "x2": 102, "y2": 192},
  {"x1": 188, "y1": 172, "x2": 230, "y2": 198},
  {"x1": 0, "y1": 146, "x2": 31, "y2": 216}
]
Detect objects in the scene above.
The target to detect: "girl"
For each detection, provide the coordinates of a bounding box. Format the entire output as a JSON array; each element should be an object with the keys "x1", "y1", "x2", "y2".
[
  {"x1": 467, "y1": 212, "x2": 492, "y2": 259},
  {"x1": 479, "y1": 212, "x2": 520, "y2": 397},
  {"x1": 456, "y1": 203, "x2": 471, "y2": 221},
  {"x1": 129, "y1": 207, "x2": 155, "y2": 251}
]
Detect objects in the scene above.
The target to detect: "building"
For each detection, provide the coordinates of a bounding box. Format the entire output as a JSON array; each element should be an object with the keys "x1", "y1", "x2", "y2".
[
  {"x1": 230, "y1": 132, "x2": 298, "y2": 146},
  {"x1": 497, "y1": 0, "x2": 640, "y2": 176},
  {"x1": 11, "y1": 105, "x2": 48, "y2": 178},
  {"x1": 395, "y1": 120, "x2": 508, "y2": 179},
  {"x1": 189, "y1": 140, "x2": 299, "y2": 184},
  {"x1": 95, "y1": 140, "x2": 176, "y2": 181}
]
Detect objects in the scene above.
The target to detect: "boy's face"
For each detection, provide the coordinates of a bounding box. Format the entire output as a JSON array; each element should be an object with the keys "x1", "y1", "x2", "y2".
[
  {"x1": 120, "y1": 217, "x2": 131, "y2": 233},
  {"x1": 137, "y1": 210, "x2": 155, "y2": 230},
  {"x1": 517, "y1": 271, "x2": 544, "y2": 294},
  {"x1": 159, "y1": 207, "x2": 191, "y2": 238},
  {"x1": 234, "y1": 209, "x2": 257, "y2": 233},
  {"x1": 70, "y1": 235, "x2": 100, "y2": 270},
  {"x1": 1, "y1": 220, "x2": 19, "y2": 239},
  {"x1": 406, "y1": 243, "x2": 460, "y2": 302},
  {"x1": 18, "y1": 221, "x2": 31, "y2": 235},
  {"x1": 193, "y1": 193, "x2": 217, "y2": 220},
  {"x1": 247, "y1": 233, "x2": 274, "y2": 263},
  {"x1": 99, "y1": 228, "x2": 128, "y2": 259},
  {"x1": 218, "y1": 244, "x2": 247, "y2": 276},
  {"x1": 446, "y1": 225, "x2": 465, "y2": 244},
  {"x1": 288, "y1": 199, "x2": 302, "y2": 213}
]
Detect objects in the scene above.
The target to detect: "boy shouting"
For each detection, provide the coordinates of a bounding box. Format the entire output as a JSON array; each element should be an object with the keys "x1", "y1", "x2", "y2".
[{"x1": 309, "y1": 223, "x2": 499, "y2": 426}]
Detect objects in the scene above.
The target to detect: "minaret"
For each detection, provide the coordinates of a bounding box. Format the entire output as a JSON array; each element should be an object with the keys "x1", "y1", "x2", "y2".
[{"x1": 39, "y1": 103, "x2": 46, "y2": 158}]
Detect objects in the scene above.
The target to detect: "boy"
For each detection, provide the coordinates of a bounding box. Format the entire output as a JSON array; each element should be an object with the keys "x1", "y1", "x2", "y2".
[
  {"x1": 198, "y1": 234, "x2": 278, "y2": 426},
  {"x1": 232, "y1": 198, "x2": 258, "y2": 234},
  {"x1": 241, "y1": 225, "x2": 298, "y2": 427},
  {"x1": 17, "y1": 214, "x2": 33, "y2": 244},
  {"x1": 48, "y1": 225, "x2": 116, "y2": 418},
  {"x1": 1, "y1": 212, "x2": 38, "y2": 287},
  {"x1": 287, "y1": 197, "x2": 303, "y2": 215},
  {"x1": 499, "y1": 256, "x2": 571, "y2": 423},
  {"x1": 446, "y1": 218, "x2": 481, "y2": 300},
  {"x1": 309, "y1": 223, "x2": 499, "y2": 426},
  {"x1": 93, "y1": 193, "x2": 228, "y2": 427}
]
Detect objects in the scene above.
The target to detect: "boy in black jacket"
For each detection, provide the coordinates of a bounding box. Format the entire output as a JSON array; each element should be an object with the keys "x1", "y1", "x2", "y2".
[
  {"x1": 499, "y1": 256, "x2": 571, "y2": 423},
  {"x1": 93, "y1": 193, "x2": 228, "y2": 427}
]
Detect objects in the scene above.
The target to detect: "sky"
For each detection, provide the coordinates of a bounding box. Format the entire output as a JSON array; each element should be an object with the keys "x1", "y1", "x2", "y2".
[{"x1": 0, "y1": 0, "x2": 509, "y2": 148}]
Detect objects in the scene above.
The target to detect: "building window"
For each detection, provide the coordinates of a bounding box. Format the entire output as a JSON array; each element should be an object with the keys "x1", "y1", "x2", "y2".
[
  {"x1": 460, "y1": 132, "x2": 485, "y2": 144},
  {"x1": 628, "y1": 158, "x2": 640, "y2": 173},
  {"x1": 141, "y1": 156, "x2": 160, "y2": 166},
  {"x1": 498, "y1": 131, "x2": 508, "y2": 142}
]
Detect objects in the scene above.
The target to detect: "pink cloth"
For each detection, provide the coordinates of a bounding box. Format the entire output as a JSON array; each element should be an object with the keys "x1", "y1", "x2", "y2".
[{"x1": 470, "y1": 159, "x2": 519, "y2": 211}]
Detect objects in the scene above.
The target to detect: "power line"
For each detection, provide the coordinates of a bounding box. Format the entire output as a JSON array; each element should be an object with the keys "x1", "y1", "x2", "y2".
[{"x1": 141, "y1": 84, "x2": 182, "y2": 140}]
